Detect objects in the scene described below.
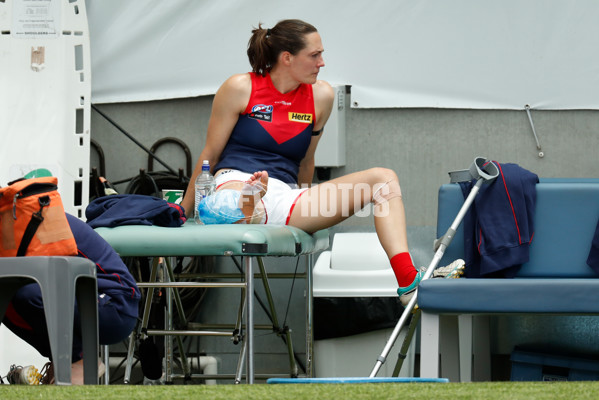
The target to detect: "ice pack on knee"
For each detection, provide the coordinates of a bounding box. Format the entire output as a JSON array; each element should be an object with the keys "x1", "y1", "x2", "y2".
[{"x1": 198, "y1": 189, "x2": 245, "y2": 224}]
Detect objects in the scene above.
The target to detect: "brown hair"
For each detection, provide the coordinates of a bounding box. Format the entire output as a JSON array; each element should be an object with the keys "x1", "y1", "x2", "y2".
[{"x1": 247, "y1": 19, "x2": 318, "y2": 76}]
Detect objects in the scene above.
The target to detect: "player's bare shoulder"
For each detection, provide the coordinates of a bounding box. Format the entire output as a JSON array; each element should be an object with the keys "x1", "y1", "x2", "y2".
[
  {"x1": 313, "y1": 80, "x2": 335, "y2": 112},
  {"x1": 313, "y1": 79, "x2": 335, "y2": 103},
  {"x1": 217, "y1": 73, "x2": 252, "y2": 112},
  {"x1": 312, "y1": 80, "x2": 335, "y2": 131},
  {"x1": 220, "y1": 73, "x2": 251, "y2": 95}
]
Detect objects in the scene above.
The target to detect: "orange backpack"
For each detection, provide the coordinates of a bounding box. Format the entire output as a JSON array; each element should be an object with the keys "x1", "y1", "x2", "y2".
[{"x1": 0, "y1": 177, "x2": 78, "y2": 257}]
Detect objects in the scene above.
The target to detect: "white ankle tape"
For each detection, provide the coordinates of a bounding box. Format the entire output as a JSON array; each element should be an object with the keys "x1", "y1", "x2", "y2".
[{"x1": 372, "y1": 180, "x2": 402, "y2": 205}]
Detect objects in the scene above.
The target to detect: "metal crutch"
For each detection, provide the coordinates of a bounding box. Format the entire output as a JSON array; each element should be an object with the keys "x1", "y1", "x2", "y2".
[{"x1": 369, "y1": 157, "x2": 500, "y2": 378}]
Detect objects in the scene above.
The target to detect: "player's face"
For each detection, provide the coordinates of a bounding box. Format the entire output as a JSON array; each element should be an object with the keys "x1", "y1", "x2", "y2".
[{"x1": 289, "y1": 32, "x2": 325, "y2": 84}]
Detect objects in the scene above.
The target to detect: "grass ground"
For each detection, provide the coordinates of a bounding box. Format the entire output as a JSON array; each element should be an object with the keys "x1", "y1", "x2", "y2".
[{"x1": 2, "y1": 382, "x2": 599, "y2": 400}]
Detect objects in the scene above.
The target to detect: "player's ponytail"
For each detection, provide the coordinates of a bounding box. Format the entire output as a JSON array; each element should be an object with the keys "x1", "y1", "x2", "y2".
[{"x1": 247, "y1": 19, "x2": 317, "y2": 76}]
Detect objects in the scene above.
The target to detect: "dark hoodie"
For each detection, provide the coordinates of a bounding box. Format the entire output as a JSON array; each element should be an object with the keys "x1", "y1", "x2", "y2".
[
  {"x1": 459, "y1": 162, "x2": 539, "y2": 278},
  {"x1": 67, "y1": 213, "x2": 140, "y2": 318}
]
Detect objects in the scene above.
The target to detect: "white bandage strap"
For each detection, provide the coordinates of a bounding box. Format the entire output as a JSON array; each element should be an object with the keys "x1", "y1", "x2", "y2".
[
  {"x1": 372, "y1": 180, "x2": 402, "y2": 205},
  {"x1": 239, "y1": 181, "x2": 267, "y2": 224},
  {"x1": 241, "y1": 182, "x2": 260, "y2": 196}
]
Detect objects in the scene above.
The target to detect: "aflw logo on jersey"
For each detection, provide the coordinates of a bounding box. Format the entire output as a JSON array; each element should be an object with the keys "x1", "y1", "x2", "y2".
[
  {"x1": 249, "y1": 104, "x2": 273, "y2": 122},
  {"x1": 288, "y1": 112, "x2": 313, "y2": 124}
]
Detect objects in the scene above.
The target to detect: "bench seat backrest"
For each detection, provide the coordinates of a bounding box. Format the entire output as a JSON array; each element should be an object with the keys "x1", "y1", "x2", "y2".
[{"x1": 437, "y1": 180, "x2": 599, "y2": 278}]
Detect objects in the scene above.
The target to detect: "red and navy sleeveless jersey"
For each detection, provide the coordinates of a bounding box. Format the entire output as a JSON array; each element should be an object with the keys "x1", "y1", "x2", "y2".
[{"x1": 214, "y1": 72, "x2": 315, "y2": 184}]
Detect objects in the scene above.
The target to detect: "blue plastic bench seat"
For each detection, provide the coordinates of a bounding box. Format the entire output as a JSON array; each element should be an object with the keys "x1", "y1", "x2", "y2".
[
  {"x1": 418, "y1": 180, "x2": 599, "y2": 382},
  {"x1": 435, "y1": 181, "x2": 599, "y2": 279},
  {"x1": 419, "y1": 278, "x2": 599, "y2": 315}
]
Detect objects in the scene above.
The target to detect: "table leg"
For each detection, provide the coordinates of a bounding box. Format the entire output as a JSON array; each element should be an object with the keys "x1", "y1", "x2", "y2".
[
  {"x1": 306, "y1": 254, "x2": 314, "y2": 377},
  {"x1": 245, "y1": 256, "x2": 254, "y2": 384}
]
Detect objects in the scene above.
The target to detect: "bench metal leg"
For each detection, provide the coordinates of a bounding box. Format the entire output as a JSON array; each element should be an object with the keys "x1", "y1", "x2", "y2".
[
  {"x1": 421, "y1": 313, "x2": 491, "y2": 382},
  {"x1": 420, "y1": 311, "x2": 440, "y2": 378},
  {"x1": 440, "y1": 315, "x2": 460, "y2": 382},
  {"x1": 102, "y1": 345, "x2": 110, "y2": 385},
  {"x1": 421, "y1": 313, "x2": 460, "y2": 381},
  {"x1": 449, "y1": 314, "x2": 492, "y2": 382},
  {"x1": 421, "y1": 313, "x2": 462, "y2": 381},
  {"x1": 458, "y1": 314, "x2": 473, "y2": 382},
  {"x1": 472, "y1": 315, "x2": 491, "y2": 381}
]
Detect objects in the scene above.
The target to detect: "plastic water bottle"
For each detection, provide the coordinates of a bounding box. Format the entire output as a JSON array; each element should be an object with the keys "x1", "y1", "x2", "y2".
[{"x1": 194, "y1": 160, "x2": 216, "y2": 224}]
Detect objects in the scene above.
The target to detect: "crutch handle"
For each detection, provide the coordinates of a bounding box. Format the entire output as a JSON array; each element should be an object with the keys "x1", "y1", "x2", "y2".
[{"x1": 449, "y1": 157, "x2": 499, "y2": 183}]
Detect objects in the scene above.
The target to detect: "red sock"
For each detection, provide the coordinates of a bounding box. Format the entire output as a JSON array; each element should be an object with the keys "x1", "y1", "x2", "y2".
[{"x1": 390, "y1": 252, "x2": 417, "y2": 287}]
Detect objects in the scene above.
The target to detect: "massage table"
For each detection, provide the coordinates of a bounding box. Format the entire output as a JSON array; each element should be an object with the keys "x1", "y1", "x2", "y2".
[{"x1": 95, "y1": 223, "x2": 329, "y2": 384}]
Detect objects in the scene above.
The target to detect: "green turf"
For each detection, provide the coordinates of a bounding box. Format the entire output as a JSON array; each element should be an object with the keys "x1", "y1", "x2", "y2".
[{"x1": 2, "y1": 382, "x2": 599, "y2": 400}]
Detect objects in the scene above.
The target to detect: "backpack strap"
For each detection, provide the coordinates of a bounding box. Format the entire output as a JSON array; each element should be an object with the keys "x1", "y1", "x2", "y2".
[{"x1": 17, "y1": 195, "x2": 50, "y2": 257}]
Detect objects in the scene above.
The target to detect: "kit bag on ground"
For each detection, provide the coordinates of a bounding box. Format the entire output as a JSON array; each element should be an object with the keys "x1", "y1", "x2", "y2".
[{"x1": 0, "y1": 177, "x2": 77, "y2": 257}]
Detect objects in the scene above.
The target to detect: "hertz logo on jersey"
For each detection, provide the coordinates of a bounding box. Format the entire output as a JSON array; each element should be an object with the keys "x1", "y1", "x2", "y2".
[{"x1": 288, "y1": 112, "x2": 313, "y2": 124}]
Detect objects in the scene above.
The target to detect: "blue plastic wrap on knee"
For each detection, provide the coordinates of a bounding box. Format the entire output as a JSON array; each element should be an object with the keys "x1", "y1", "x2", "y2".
[{"x1": 198, "y1": 189, "x2": 245, "y2": 225}]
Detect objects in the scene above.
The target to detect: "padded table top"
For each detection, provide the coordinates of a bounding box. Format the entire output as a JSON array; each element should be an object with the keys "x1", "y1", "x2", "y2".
[{"x1": 95, "y1": 222, "x2": 329, "y2": 257}]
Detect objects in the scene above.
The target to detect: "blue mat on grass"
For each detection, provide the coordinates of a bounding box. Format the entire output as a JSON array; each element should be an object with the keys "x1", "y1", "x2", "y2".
[{"x1": 267, "y1": 377, "x2": 449, "y2": 384}]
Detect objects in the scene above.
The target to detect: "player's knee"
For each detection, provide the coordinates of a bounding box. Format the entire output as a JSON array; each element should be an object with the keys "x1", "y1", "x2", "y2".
[
  {"x1": 369, "y1": 168, "x2": 401, "y2": 205},
  {"x1": 368, "y1": 167, "x2": 398, "y2": 184},
  {"x1": 373, "y1": 180, "x2": 402, "y2": 205}
]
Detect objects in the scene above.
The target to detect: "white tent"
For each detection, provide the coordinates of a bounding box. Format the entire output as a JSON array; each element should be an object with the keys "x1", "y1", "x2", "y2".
[{"x1": 87, "y1": 0, "x2": 599, "y2": 110}]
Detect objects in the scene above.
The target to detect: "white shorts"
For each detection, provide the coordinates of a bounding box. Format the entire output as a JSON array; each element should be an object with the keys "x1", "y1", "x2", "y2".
[{"x1": 214, "y1": 170, "x2": 308, "y2": 225}]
